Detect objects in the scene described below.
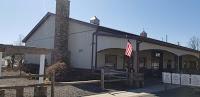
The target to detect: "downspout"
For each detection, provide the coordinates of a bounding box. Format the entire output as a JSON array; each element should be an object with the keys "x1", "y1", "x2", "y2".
[
  {"x1": 95, "y1": 26, "x2": 99, "y2": 69},
  {"x1": 91, "y1": 26, "x2": 99, "y2": 70},
  {"x1": 91, "y1": 32, "x2": 95, "y2": 70}
]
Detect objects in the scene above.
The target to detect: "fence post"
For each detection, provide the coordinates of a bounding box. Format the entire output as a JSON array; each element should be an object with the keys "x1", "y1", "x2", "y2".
[
  {"x1": 34, "y1": 86, "x2": 47, "y2": 97},
  {"x1": 128, "y1": 69, "x2": 134, "y2": 87},
  {"x1": 0, "y1": 90, "x2": 5, "y2": 97},
  {"x1": 39, "y1": 54, "x2": 45, "y2": 83},
  {"x1": 0, "y1": 52, "x2": 3, "y2": 77},
  {"x1": 16, "y1": 87, "x2": 24, "y2": 97},
  {"x1": 101, "y1": 69, "x2": 105, "y2": 90},
  {"x1": 51, "y1": 71, "x2": 55, "y2": 97}
]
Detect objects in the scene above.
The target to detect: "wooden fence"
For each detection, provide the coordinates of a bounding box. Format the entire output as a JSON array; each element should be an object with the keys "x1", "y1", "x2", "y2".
[
  {"x1": 0, "y1": 72, "x2": 101, "y2": 97},
  {"x1": 0, "y1": 74, "x2": 51, "y2": 97},
  {"x1": 101, "y1": 69, "x2": 128, "y2": 90},
  {"x1": 0, "y1": 69, "x2": 133, "y2": 97}
]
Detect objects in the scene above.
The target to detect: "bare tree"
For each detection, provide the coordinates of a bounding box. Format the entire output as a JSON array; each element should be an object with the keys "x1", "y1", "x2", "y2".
[
  {"x1": 188, "y1": 36, "x2": 200, "y2": 50},
  {"x1": 6, "y1": 34, "x2": 25, "y2": 70},
  {"x1": 13, "y1": 34, "x2": 24, "y2": 46}
]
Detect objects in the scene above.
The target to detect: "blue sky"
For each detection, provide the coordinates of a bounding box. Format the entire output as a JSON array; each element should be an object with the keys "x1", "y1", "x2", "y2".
[{"x1": 0, "y1": 0, "x2": 200, "y2": 47}]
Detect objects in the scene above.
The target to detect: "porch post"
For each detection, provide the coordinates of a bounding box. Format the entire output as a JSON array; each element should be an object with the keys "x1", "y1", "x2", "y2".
[
  {"x1": 179, "y1": 56, "x2": 182, "y2": 72},
  {"x1": 134, "y1": 41, "x2": 139, "y2": 73},
  {"x1": 133, "y1": 41, "x2": 141, "y2": 87},
  {"x1": 177, "y1": 55, "x2": 180, "y2": 72},
  {"x1": 0, "y1": 52, "x2": 2, "y2": 77},
  {"x1": 39, "y1": 54, "x2": 45, "y2": 83},
  {"x1": 198, "y1": 54, "x2": 200, "y2": 71}
]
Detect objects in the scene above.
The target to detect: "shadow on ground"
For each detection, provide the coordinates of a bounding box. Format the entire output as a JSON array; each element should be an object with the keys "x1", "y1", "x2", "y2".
[
  {"x1": 73, "y1": 81, "x2": 133, "y2": 93},
  {"x1": 155, "y1": 87, "x2": 200, "y2": 97}
]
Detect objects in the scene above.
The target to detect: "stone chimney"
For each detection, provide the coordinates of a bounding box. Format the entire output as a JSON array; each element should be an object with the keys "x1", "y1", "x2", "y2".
[{"x1": 53, "y1": 0, "x2": 70, "y2": 64}]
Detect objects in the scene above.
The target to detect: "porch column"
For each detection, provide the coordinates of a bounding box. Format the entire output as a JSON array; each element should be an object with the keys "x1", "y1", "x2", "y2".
[
  {"x1": 133, "y1": 41, "x2": 143, "y2": 88},
  {"x1": 175, "y1": 55, "x2": 180, "y2": 72},
  {"x1": 199, "y1": 53, "x2": 200, "y2": 68},
  {"x1": 179, "y1": 56, "x2": 182, "y2": 72},
  {"x1": 198, "y1": 54, "x2": 200, "y2": 71},
  {"x1": 39, "y1": 54, "x2": 45, "y2": 83},
  {"x1": 0, "y1": 52, "x2": 2, "y2": 77},
  {"x1": 133, "y1": 41, "x2": 139, "y2": 73},
  {"x1": 177, "y1": 56, "x2": 180, "y2": 72}
]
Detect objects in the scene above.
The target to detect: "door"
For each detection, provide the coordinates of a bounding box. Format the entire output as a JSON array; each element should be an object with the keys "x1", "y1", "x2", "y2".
[{"x1": 151, "y1": 51, "x2": 163, "y2": 78}]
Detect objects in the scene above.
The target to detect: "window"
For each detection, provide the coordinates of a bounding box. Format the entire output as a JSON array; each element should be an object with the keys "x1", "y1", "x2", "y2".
[
  {"x1": 105, "y1": 55, "x2": 117, "y2": 68},
  {"x1": 167, "y1": 60, "x2": 172, "y2": 69},
  {"x1": 139, "y1": 57, "x2": 146, "y2": 68},
  {"x1": 155, "y1": 52, "x2": 161, "y2": 57},
  {"x1": 151, "y1": 58, "x2": 160, "y2": 70},
  {"x1": 152, "y1": 62, "x2": 159, "y2": 70}
]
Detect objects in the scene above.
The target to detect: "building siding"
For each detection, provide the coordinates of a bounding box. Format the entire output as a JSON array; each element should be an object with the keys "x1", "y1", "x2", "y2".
[
  {"x1": 24, "y1": 15, "x2": 55, "y2": 65},
  {"x1": 68, "y1": 20, "x2": 96, "y2": 69}
]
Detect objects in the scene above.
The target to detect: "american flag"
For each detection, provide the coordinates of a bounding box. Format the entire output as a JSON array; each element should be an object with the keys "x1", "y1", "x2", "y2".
[{"x1": 125, "y1": 40, "x2": 133, "y2": 57}]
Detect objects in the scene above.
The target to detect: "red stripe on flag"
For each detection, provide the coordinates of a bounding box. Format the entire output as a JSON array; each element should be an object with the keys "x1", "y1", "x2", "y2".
[{"x1": 125, "y1": 41, "x2": 133, "y2": 57}]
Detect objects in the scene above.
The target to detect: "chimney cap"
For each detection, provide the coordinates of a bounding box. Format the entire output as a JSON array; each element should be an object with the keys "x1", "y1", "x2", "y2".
[
  {"x1": 140, "y1": 30, "x2": 147, "y2": 37},
  {"x1": 90, "y1": 16, "x2": 100, "y2": 25},
  {"x1": 90, "y1": 16, "x2": 99, "y2": 20}
]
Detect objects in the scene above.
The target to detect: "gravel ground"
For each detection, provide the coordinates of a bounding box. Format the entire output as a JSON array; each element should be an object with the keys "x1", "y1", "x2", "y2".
[
  {"x1": 1, "y1": 84, "x2": 101, "y2": 97},
  {"x1": 0, "y1": 71, "x2": 103, "y2": 97},
  {"x1": 4, "y1": 71, "x2": 200, "y2": 97}
]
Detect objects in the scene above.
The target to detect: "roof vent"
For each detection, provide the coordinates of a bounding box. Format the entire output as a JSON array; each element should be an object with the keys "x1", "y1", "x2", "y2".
[
  {"x1": 140, "y1": 30, "x2": 147, "y2": 37},
  {"x1": 90, "y1": 16, "x2": 100, "y2": 25}
]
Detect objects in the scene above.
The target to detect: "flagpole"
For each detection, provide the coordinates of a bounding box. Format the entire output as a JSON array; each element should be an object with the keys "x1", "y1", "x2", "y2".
[{"x1": 125, "y1": 35, "x2": 134, "y2": 86}]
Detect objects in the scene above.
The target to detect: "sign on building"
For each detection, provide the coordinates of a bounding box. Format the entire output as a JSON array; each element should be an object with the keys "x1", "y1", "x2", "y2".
[
  {"x1": 191, "y1": 75, "x2": 200, "y2": 87},
  {"x1": 181, "y1": 74, "x2": 190, "y2": 86},
  {"x1": 163, "y1": 72, "x2": 200, "y2": 87},
  {"x1": 162, "y1": 72, "x2": 171, "y2": 84},
  {"x1": 172, "y1": 73, "x2": 180, "y2": 85}
]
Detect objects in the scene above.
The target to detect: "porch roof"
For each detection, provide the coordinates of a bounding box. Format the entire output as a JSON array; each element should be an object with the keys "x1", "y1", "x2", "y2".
[
  {"x1": 98, "y1": 26, "x2": 200, "y2": 54},
  {"x1": 0, "y1": 44, "x2": 52, "y2": 54}
]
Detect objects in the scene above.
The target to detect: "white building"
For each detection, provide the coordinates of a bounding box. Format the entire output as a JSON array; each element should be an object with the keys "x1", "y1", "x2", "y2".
[{"x1": 23, "y1": 0, "x2": 200, "y2": 81}]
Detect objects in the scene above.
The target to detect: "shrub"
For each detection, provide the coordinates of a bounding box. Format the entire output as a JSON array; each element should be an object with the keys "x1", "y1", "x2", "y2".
[{"x1": 46, "y1": 61, "x2": 70, "y2": 79}]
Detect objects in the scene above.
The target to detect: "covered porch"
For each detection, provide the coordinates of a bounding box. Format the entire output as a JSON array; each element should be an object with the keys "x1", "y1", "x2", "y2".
[
  {"x1": 96, "y1": 46, "x2": 200, "y2": 86},
  {"x1": 97, "y1": 48, "x2": 199, "y2": 71},
  {"x1": 94, "y1": 32, "x2": 200, "y2": 87}
]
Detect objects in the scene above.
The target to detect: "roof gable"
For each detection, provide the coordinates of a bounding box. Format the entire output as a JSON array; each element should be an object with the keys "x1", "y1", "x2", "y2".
[
  {"x1": 23, "y1": 12, "x2": 97, "y2": 42},
  {"x1": 22, "y1": 12, "x2": 53, "y2": 42}
]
